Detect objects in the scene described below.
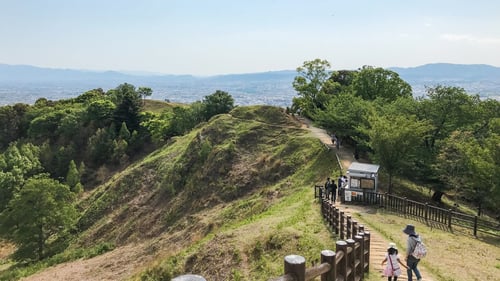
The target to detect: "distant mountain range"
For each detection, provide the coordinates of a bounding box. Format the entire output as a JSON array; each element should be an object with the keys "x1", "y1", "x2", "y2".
[
  {"x1": 390, "y1": 63, "x2": 500, "y2": 81},
  {"x1": 1, "y1": 63, "x2": 499, "y2": 106}
]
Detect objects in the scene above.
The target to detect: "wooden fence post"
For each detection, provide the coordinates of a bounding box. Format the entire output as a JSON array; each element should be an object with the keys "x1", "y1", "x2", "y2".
[
  {"x1": 424, "y1": 203, "x2": 429, "y2": 225},
  {"x1": 340, "y1": 211, "x2": 345, "y2": 240},
  {"x1": 172, "y1": 274, "x2": 206, "y2": 281},
  {"x1": 284, "y1": 255, "x2": 306, "y2": 281},
  {"x1": 346, "y1": 216, "x2": 352, "y2": 239},
  {"x1": 320, "y1": 249, "x2": 336, "y2": 281},
  {"x1": 336, "y1": 241, "x2": 348, "y2": 280},
  {"x1": 352, "y1": 221, "x2": 358, "y2": 237},
  {"x1": 448, "y1": 209, "x2": 453, "y2": 229},
  {"x1": 363, "y1": 231, "x2": 371, "y2": 273},
  {"x1": 403, "y1": 197, "x2": 408, "y2": 218},
  {"x1": 334, "y1": 207, "x2": 339, "y2": 235},
  {"x1": 474, "y1": 216, "x2": 478, "y2": 237},
  {"x1": 354, "y1": 234, "x2": 364, "y2": 280},
  {"x1": 346, "y1": 239, "x2": 356, "y2": 281},
  {"x1": 328, "y1": 202, "x2": 334, "y2": 228}
]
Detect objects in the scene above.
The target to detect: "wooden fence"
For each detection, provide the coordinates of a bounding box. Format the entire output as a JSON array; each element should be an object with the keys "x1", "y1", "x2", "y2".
[
  {"x1": 314, "y1": 185, "x2": 499, "y2": 238},
  {"x1": 173, "y1": 197, "x2": 371, "y2": 281},
  {"x1": 268, "y1": 197, "x2": 370, "y2": 281}
]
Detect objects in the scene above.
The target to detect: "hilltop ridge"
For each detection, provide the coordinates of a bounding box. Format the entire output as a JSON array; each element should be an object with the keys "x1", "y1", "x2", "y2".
[{"x1": 18, "y1": 105, "x2": 339, "y2": 281}]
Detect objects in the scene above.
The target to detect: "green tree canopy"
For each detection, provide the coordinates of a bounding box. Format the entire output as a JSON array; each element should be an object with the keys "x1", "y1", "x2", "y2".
[
  {"x1": 137, "y1": 87, "x2": 153, "y2": 104},
  {"x1": 110, "y1": 83, "x2": 143, "y2": 132},
  {"x1": 201, "y1": 90, "x2": 235, "y2": 121},
  {"x1": 352, "y1": 66, "x2": 412, "y2": 101},
  {"x1": 0, "y1": 177, "x2": 77, "y2": 260},
  {"x1": 418, "y1": 85, "x2": 478, "y2": 150},
  {"x1": 292, "y1": 59, "x2": 332, "y2": 117},
  {"x1": 314, "y1": 92, "x2": 371, "y2": 142},
  {"x1": 66, "y1": 160, "x2": 82, "y2": 193},
  {"x1": 361, "y1": 112, "x2": 432, "y2": 193}
]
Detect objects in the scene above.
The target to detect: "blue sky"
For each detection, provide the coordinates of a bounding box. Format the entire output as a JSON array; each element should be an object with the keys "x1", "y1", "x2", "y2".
[{"x1": 1, "y1": 0, "x2": 499, "y2": 75}]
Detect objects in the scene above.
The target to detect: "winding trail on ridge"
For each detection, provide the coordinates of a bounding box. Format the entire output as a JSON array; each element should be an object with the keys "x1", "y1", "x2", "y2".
[{"x1": 297, "y1": 115, "x2": 435, "y2": 281}]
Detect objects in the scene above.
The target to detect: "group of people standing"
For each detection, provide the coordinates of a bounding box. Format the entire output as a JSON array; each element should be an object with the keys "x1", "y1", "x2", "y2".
[{"x1": 324, "y1": 175, "x2": 347, "y2": 203}]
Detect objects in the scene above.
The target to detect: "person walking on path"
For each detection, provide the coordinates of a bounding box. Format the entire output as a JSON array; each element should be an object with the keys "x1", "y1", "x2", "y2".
[
  {"x1": 331, "y1": 181, "x2": 337, "y2": 202},
  {"x1": 403, "y1": 224, "x2": 423, "y2": 281},
  {"x1": 381, "y1": 242, "x2": 408, "y2": 281},
  {"x1": 324, "y1": 177, "x2": 332, "y2": 201}
]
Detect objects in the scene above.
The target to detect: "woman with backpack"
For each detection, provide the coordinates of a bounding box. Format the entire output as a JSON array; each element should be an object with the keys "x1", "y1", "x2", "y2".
[{"x1": 403, "y1": 224, "x2": 424, "y2": 281}]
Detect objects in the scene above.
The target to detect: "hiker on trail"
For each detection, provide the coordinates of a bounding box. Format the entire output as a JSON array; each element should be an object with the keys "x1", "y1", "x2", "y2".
[
  {"x1": 331, "y1": 181, "x2": 338, "y2": 202},
  {"x1": 331, "y1": 133, "x2": 337, "y2": 147},
  {"x1": 337, "y1": 175, "x2": 347, "y2": 189},
  {"x1": 337, "y1": 175, "x2": 346, "y2": 203},
  {"x1": 324, "y1": 177, "x2": 332, "y2": 201},
  {"x1": 403, "y1": 224, "x2": 423, "y2": 281},
  {"x1": 381, "y1": 242, "x2": 408, "y2": 281}
]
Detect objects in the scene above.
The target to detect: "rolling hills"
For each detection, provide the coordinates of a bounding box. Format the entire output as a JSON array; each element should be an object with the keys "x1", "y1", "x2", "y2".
[
  {"x1": 9, "y1": 105, "x2": 339, "y2": 280},
  {"x1": 1, "y1": 63, "x2": 500, "y2": 107}
]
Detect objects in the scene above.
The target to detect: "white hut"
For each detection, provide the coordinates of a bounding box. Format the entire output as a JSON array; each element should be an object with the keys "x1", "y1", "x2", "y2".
[{"x1": 346, "y1": 162, "x2": 380, "y2": 192}]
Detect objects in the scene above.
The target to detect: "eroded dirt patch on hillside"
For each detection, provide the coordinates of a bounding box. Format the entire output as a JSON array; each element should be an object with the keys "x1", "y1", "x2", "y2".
[{"x1": 20, "y1": 243, "x2": 153, "y2": 281}]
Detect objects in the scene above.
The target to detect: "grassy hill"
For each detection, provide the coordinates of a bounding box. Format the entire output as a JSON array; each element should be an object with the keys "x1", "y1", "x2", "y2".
[{"x1": 3, "y1": 105, "x2": 341, "y2": 280}]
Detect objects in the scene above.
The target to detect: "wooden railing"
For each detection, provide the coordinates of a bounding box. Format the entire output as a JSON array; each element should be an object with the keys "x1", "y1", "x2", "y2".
[
  {"x1": 314, "y1": 185, "x2": 499, "y2": 238},
  {"x1": 173, "y1": 197, "x2": 371, "y2": 281},
  {"x1": 269, "y1": 197, "x2": 370, "y2": 281}
]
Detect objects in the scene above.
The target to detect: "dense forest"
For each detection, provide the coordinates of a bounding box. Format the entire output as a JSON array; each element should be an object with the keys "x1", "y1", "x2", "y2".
[
  {"x1": 290, "y1": 59, "x2": 500, "y2": 217},
  {"x1": 0, "y1": 84, "x2": 235, "y2": 261}
]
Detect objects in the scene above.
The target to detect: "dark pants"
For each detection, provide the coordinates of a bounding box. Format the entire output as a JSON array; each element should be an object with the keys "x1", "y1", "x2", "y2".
[{"x1": 406, "y1": 256, "x2": 422, "y2": 281}]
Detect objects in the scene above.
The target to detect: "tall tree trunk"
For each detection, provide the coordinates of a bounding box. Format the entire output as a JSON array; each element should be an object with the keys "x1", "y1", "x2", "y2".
[{"x1": 431, "y1": 190, "x2": 444, "y2": 203}]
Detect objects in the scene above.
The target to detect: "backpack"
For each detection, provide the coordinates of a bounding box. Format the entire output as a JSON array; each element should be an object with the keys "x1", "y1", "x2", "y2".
[{"x1": 411, "y1": 240, "x2": 427, "y2": 259}]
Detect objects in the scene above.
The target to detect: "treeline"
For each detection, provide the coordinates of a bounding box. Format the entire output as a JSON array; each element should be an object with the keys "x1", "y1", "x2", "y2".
[
  {"x1": 291, "y1": 59, "x2": 500, "y2": 216},
  {"x1": 0, "y1": 84, "x2": 234, "y2": 261}
]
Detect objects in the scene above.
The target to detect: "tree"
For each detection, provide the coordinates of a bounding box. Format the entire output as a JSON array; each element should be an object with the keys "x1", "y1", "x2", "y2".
[
  {"x1": 314, "y1": 92, "x2": 371, "y2": 144},
  {"x1": 417, "y1": 85, "x2": 478, "y2": 150},
  {"x1": 322, "y1": 70, "x2": 358, "y2": 96},
  {"x1": 66, "y1": 160, "x2": 83, "y2": 193},
  {"x1": 86, "y1": 99, "x2": 116, "y2": 128},
  {"x1": 111, "y1": 83, "x2": 142, "y2": 132},
  {"x1": 434, "y1": 121, "x2": 500, "y2": 213},
  {"x1": 141, "y1": 111, "x2": 171, "y2": 144},
  {"x1": 168, "y1": 106, "x2": 199, "y2": 136},
  {"x1": 74, "y1": 88, "x2": 106, "y2": 104},
  {"x1": 352, "y1": 66, "x2": 412, "y2": 101},
  {"x1": 87, "y1": 127, "x2": 115, "y2": 166},
  {"x1": 0, "y1": 105, "x2": 27, "y2": 150},
  {"x1": 118, "y1": 122, "x2": 131, "y2": 141},
  {"x1": 292, "y1": 59, "x2": 332, "y2": 117},
  {"x1": 137, "y1": 87, "x2": 153, "y2": 104},
  {"x1": 361, "y1": 112, "x2": 432, "y2": 193},
  {"x1": 201, "y1": 90, "x2": 235, "y2": 121},
  {"x1": 0, "y1": 143, "x2": 43, "y2": 211},
  {"x1": 432, "y1": 131, "x2": 471, "y2": 203},
  {"x1": 0, "y1": 177, "x2": 77, "y2": 260}
]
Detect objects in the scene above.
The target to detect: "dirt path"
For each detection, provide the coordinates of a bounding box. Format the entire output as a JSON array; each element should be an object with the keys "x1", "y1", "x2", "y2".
[{"x1": 298, "y1": 115, "x2": 436, "y2": 281}]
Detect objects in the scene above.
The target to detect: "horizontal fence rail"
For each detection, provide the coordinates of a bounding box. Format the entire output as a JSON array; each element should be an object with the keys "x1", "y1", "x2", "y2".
[{"x1": 314, "y1": 185, "x2": 500, "y2": 238}]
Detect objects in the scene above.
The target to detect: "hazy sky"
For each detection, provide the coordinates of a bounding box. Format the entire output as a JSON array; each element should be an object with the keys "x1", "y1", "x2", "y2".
[{"x1": 1, "y1": 0, "x2": 499, "y2": 75}]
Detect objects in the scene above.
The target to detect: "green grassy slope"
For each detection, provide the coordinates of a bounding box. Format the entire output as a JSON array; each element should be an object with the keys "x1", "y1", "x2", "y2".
[{"x1": 5, "y1": 105, "x2": 342, "y2": 280}]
